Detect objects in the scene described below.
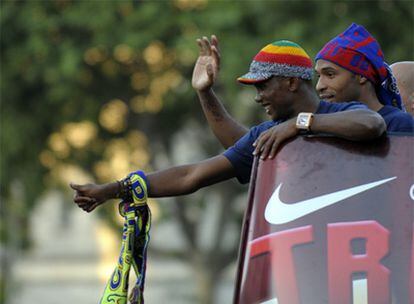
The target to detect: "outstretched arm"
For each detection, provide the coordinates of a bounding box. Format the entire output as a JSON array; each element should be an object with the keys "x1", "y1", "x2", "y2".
[
  {"x1": 192, "y1": 35, "x2": 248, "y2": 148},
  {"x1": 254, "y1": 109, "x2": 386, "y2": 160},
  {"x1": 71, "y1": 155, "x2": 235, "y2": 212}
]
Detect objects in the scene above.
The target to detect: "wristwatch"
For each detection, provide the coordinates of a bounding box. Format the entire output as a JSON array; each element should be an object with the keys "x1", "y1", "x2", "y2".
[{"x1": 296, "y1": 112, "x2": 314, "y2": 131}]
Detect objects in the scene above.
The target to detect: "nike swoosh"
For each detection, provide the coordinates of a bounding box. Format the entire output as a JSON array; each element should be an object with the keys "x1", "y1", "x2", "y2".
[{"x1": 264, "y1": 176, "x2": 396, "y2": 225}]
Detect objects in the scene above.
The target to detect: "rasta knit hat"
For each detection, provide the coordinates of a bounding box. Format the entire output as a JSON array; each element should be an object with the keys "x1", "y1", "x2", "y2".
[{"x1": 237, "y1": 40, "x2": 313, "y2": 84}]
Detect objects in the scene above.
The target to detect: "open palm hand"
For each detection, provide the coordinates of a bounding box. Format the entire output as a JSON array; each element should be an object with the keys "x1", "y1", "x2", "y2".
[{"x1": 192, "y1": 35, "x2": 220, "y2": 91}]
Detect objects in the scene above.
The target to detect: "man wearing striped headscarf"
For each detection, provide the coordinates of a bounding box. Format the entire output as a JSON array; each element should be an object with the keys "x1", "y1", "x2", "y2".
[
  {"x1": 192, "y1": 25, "x2": 413, "y2": 159},
  {"x1": 315, "y1": 23, "x2": 413, "y2": 133}
]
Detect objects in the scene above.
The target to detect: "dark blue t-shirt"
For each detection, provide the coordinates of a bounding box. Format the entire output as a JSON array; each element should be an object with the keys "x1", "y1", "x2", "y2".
[
  {"x1": 378, "y1": 106, "x2": 414, "y2": 133},
  {"x1": 223, "y1": 100, "x2": 367, "y2": 184}
]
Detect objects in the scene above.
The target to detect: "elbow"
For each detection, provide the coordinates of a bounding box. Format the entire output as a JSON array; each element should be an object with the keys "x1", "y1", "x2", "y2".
[
  {"x1": 369, "y1": 113, "x2": 386, "y2": 138},
  {"x1": 360, "y1": 112, "x2": 386, "y2": 140},
  {"x1": 182, "y1": 166, "x2": 203, "y2": 195}
]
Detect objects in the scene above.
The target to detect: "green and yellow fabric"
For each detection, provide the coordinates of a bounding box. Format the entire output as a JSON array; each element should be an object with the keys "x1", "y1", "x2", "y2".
[{"x1": 100, "y1": 171, "x2": 151, "y2": 304}]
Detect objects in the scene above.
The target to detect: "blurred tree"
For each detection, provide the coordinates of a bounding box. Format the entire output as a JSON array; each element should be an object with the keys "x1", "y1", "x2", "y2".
[{"x1": 1, "y1": 0, "x2": 412, "y2": 303}]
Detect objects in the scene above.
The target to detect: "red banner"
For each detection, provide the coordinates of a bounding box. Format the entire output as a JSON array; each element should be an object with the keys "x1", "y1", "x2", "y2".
[{"x1": 234, "y1": 135, "x2": 414, "y2": 304}]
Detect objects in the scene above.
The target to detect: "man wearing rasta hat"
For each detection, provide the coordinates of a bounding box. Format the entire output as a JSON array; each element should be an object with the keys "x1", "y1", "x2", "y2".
[
  {"x1": 192, "y1": 25, "x2": 413, "y2": 159},
  {"x1": 315, "y1": 23, "x2": 413, "y2": 133},
  {"x1": 71, "y1": 39, "x2": 384, "y2": 205},
  {"x1": 71, "y1": 42, "x2": 384, "y2": 301},
  {"x1": 224, "y1": 39, "x2": 384, "y2": 170}
]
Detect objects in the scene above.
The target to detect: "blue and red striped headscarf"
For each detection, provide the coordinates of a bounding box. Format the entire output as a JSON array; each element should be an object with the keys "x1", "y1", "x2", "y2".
[{"x1": 315, "y1": 23, "x2": 402, "y2": 109}]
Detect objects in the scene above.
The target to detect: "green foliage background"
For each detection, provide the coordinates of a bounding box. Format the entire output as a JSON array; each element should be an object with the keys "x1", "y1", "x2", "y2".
[{"x1": 1, "y1": 0, "x2": 413, "y2": 302}]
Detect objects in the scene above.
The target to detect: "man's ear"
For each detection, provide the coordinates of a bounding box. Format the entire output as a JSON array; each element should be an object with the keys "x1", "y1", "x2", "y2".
[
  {"x1": 288, "y1": 77, "x2": 300, "y2": 91},
  {"x1": 358, "y1": 75, "x2": 369, "y2": 84}
]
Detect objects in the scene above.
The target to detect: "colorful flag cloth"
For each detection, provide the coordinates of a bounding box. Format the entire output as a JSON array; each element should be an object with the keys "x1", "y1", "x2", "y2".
[
  {"x1": 315, "y1": 23, "x2": 402, "y2": 109},
  {"x1": 100, "y1": 171, "x2": 151, "y2": 304}
]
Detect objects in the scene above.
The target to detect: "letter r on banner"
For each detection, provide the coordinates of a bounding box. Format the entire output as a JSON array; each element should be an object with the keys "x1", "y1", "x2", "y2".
[{"x1": 327, "y1": 221, "x2": 390, "y2": 304}]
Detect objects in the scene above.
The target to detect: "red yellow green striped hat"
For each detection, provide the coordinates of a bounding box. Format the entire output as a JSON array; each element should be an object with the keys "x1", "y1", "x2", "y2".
[{"x1": 237, "y1": 40, "x2": 313, "y2": 84}]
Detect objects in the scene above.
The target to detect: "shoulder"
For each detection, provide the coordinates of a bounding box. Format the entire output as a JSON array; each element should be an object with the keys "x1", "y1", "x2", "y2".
[
  {"x1": 250, "y1": 120, "x2": 278, "y2": 131},
  {"x1": 379, "y1": 106, "x2": 414, "y2": 132},
  {"x1": 249, "y1": 120, "x2": 278, "y2": 136},
  {"x1": 317, "y1": 100, "x2": 368, "y2": 113},
  {"x1": 224, "y1": 120, "x2": 278, "y2": 160}
]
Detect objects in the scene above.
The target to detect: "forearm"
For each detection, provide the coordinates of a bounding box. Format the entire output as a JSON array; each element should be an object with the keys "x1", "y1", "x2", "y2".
[
  {"x1": 312, "y1": 109, "x2": 386, "y2": 141},
  {"x1": 148, "y1": 156, "x2": 235, "y2": 197},
  {"x1": 94, "y1": 156, "x2": 235, "y2": 204},
  {"x1": 146, "y1": 165, "x2": 201, "y2": 197},
  {"x1": 197, "y1": 88, "x2": 248, "y2": 148},
  {"x1": 96, "y1": 165, "x2": 202, "y2": 201}
]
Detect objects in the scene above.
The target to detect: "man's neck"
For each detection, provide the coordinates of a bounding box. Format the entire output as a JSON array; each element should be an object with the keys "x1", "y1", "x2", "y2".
[
  {"x1": 359, "y1": 86, "x2": 383, "y2": 112},
  {"x1": 294, "y1": 90, "x2": 320, "y2": 115}
]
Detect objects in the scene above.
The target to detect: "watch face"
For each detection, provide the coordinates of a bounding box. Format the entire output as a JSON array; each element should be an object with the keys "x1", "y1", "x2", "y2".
[
  {"x1": 296, "y1": 113, "x2": 312, "y2": 130},
  {"x1": 298, "y1": 115, "x2": 308, "y2": 126}
]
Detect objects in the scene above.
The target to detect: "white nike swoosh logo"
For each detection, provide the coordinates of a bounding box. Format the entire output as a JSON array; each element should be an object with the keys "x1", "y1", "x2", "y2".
[{"x1": 265, "y1": 177, "x2": 396, "y2": 225}]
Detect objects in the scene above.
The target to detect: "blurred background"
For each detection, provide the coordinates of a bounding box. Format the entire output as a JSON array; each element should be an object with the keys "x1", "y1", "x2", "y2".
[{"x1": 0, "y1": 1, "x2": 413, "y2": 303}]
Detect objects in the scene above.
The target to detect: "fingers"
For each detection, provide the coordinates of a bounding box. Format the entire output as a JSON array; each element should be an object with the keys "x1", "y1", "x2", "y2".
[
  {"x1": 211, "y1": 35, "x2": 219, "y2": 52},
  {"x1": 210, "y1": 35, "x2": 221, "y2": 66},
  {"x1": 84, "y1": 202, "x2": 99, "y2": 213},
  {"x1": 70, "y1": 183, "x2": 83, "y2": 191},
  {"x1": 259, "y1": 137, "x2": 273, "y2": 160},
  {"x1": 74, "y1": 196, "x2": 98, "y2": 213},
  {"x1": 252, "y1": 130, "x2": 281, "y2": 160},
  {"x1": 253, "y1": 121, "x2": 299, "y2": 159},
  {"x1": 268, "y1": 139, "x2": 281, "y2": 159},
  {"x1": 206, "y1": 64, "x2": 214, "y2": 80},
  {"x1": 196, "y1": 38, "x2": 206, "y2": 56},
  {"x1": 253, "y1": 132, "x2": 270, "y2": 157},
  {"x1": 197, "y1": 36, "x2": 215, "y2": 57},
  {"x1": 78, "y1": 202, "x2": 98, "y2": 213},
  {"x1": 211, "y1": 45, "x2": 220, "y2": 69},
  {"x1": 74, "y1": 195, "x2": 96, "y2": 204},
  {"x1": 201, "y1": 36, "x2": 212, "y2": 55},
  {"x1": 71, "y1": 182, "x2": 100, "y2": 213}
]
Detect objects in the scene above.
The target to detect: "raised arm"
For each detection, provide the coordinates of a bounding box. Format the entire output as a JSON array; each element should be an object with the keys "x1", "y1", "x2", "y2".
[
  {"x1": 71, "y1": 155, "x2": 235, "y2": 212},
  {"x1": 192, "y1": 35, "x2": 248, "y2": 148},
  {"x1": 254, "y1": 109, "x2": 386, "y2": 160}
]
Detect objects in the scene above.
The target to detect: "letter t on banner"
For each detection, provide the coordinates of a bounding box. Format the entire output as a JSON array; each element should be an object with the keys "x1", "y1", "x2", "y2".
[{"x1": 249, "y1": 226, "x2": 313, "y2": 304}]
